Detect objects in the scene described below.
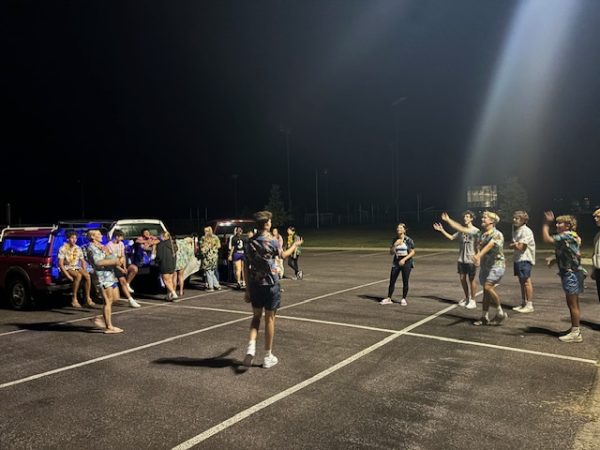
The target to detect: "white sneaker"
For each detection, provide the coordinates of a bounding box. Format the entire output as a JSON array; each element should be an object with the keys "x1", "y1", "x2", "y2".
[
  {"x1": 380, "y1": 298, "x2": 393, "y2": 305},
  {"x1": 490, "y1": 312, "x2": 507, "y2": 325},
  {"x1": 128, "y1": 298, "x2": 141, "y2": 308},
  {"x1": 515, "y1": 304, "x2": 534, "y2": 314},
  {"x1": 127, "y1": 284, "x2": 135, "y2": 294},
  {"x1": 263, "y1": 354, "x2": 278, "y2": 369},
  {"x1": 171, "y1": 292, "x2": 179, "y2": 300},
  {"x1": 458, "y1": 298, "x2": 467, "y2": 307},
  {"x1": 243, "y1": 342, "x2": 256, "y2": 367},
  {"x1": 559, "y1": 330, "x2": 583, "y2": 343},
  {"x1": 400, "y1": 299, "x2": 407, "y2": 306},
  {"x1": 512, "y1": 305, "x2": 524, "y2": 311},
  {"x1": 465, "y1": 299, "x2": 477, "y2": 310}
]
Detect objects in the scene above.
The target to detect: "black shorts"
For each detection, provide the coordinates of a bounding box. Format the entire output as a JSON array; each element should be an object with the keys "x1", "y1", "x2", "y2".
[
  {"x1": 248, "y1": 283, "x2": 281, "y2": 311},
  {"x1": 113, "y1": 268, "x2": 126, "y2": 279},
  {"x1": 457, "y1": 262, "x2": 476, "y2": 276}
]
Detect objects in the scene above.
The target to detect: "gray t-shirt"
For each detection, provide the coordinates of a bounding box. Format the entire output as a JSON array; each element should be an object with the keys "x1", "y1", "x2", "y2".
[{"x1": 453, "y1": 228, "x2": 479, "y2": 264}]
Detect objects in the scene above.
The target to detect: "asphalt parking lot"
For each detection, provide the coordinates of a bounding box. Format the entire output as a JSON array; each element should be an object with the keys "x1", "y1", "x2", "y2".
[{"x1": 1, "y1": 249, "x2": 599, "y2": 449}]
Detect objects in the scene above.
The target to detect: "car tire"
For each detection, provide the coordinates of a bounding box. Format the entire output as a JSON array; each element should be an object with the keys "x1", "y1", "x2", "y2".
[{"x1": 8, "y1": 277, "x2": 32, "y2": 310}]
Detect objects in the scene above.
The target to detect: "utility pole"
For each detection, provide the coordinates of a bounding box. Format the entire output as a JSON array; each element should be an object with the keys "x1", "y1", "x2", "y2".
[
  {"x1": 391, "y1": 97, "x2": 406, "y2": 222},
  {"x1": 280, "y1": 127, "x2": 293, "y2": 214}
]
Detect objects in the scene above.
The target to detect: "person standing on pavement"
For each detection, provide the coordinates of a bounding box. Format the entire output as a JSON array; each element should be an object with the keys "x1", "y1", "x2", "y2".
[
  {"x1": 510, "y1": 211, "x2": 536, "y2": 314},
  {"x1": 433, "y1": 211, "x2": 479, "y2": 309},
  {"x1": 199, "y1": 226, "x2": 222, "y2": 291},
  {"x1": 156, "y1": 231, "x2": 178, "y2": 301},
  {"x1": 243, "y1": 211, "x2": 303, "y2": 369},
  {"x1": 286, "y1": 226, "x2": 303, "y2": 279},
  {"x1": 543, "y1": 211, "x2": 586, "y2": 343},
  {"x1": 380, "y1": 223, "x2": 415, "y2": 306},
  {"x1": 592, "y1": 208, "x2": 600, "y2": 302}
]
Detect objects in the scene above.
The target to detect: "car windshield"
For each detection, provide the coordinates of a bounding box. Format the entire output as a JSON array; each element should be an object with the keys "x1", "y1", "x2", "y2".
[{"x1": 115, "y1": 224, "x2": 164, "y2": 239}]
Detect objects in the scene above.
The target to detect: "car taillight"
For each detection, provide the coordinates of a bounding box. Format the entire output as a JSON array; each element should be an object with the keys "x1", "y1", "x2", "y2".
[{"x1": 42, "y1": 259, "x2": 53, "y2": 284}]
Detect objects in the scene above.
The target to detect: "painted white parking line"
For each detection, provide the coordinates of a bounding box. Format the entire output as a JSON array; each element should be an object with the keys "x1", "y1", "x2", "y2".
[
  {"x1": 171, "y1": 304, "x2": 457, "y2": 450},
  {"x1": 0, "y1": 278, "x2": 392, "y2": 389},
  {"x1": 0, "y1": 315, "x2": 252, "y2": 390},
  {"x1": 0, "y1": 290, "x2": 228, "y2": 338},
  {"x1": 405, "y1": 332, "x2": 598, "y2": 365}
]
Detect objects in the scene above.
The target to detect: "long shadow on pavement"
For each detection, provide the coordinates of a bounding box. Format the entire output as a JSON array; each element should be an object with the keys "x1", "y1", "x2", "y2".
[
  {"x1": 153, "y1": 348, "x2": 251, "y2": 374},
  {"x1": 523, "y1": 326, "x2": 562, "y2": 337},
  {"x1": 358, "y1": 294, "x2": 383, "y2": 303},
  {"x1": 10, "y1": 321, "x2": 102, "y2": 333}
]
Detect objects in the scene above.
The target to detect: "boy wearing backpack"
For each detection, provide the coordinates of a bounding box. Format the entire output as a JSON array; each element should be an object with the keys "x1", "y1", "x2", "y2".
[{"x1": 243, "y1": 211, "x2": 303, "y2": 369}]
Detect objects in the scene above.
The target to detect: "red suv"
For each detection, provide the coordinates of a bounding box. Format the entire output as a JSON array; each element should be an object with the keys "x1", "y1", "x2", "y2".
[{"x1": 0, "y1": 225, "x2": 105, "y2": 309}]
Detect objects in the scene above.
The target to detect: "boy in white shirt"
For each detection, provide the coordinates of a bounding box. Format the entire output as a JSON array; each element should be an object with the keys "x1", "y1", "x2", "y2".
[{"x1": 510, "y1": 211, "x2": 536, "y2": 313}]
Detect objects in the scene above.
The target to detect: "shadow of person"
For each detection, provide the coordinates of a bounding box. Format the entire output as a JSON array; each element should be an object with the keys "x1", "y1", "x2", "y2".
[
  {"x1": 153, "y1": 347, "x2": 252, "y2": 374},
  {"x1": 10, "y1": 321, "x2": 101, "y2": 333},
  {"x1": 522, "y1": 326, "x2": 562, "y2": 337},
  {"x1": 420, "y1": 295, "x2": 457, "y2": 305},
  {"x1": 580, "y1": 319, "x2": 600, "y2": 331},
  {"x1": 358, "y1": 294, "x2": 385, "y2": 303}
]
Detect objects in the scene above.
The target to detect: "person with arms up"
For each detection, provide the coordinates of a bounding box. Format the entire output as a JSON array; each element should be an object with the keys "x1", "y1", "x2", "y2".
[
  {"x1": 542, "y1": 211, "x2": 586, "y2": 343},
  {"x1": 433, "y1": 211, "x2": 479, "y2": 309}
]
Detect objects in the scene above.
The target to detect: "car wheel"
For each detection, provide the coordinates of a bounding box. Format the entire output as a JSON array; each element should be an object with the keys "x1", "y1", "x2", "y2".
[{"x1": 8, "y1": 277, "x2": 32, "y2": 310}]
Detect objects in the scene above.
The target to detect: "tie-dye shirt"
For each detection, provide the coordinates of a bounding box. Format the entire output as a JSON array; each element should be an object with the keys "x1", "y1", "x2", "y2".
[
  {"x1": 478, "y1": 228, "x2": 505, "y2": 270},
  {"x1": 553, "y1": 231, "x2": 582, "y2": 273}
]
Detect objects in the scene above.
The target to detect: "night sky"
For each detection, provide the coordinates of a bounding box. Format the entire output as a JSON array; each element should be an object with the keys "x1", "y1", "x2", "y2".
[{"x1": 4, "y1": 0, "x2": 600, "y2": 224}]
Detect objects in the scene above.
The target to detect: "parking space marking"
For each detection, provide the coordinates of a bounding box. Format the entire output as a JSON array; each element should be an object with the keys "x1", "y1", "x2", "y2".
[
  {"x1": 405, "y1": 332, "x2": 598, "y2": 365},
  {"x1": 171, "y1": 304, "x2": 457, "y2": 450},
  {"x1": 0, "y1": 290, "x2": 228, "y2": 338},
  {"x1": 0, "y1": 314, "x2": 252, "y2": 390}
]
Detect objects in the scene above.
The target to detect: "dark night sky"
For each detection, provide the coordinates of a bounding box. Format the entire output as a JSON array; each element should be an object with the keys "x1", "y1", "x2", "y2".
[{"x1": 3, "y1": 0, "x2": 600, "y2": 224}]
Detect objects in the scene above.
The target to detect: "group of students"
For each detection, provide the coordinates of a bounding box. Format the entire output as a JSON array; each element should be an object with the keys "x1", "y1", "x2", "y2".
[
  {"x1": 227, "y1": 225, "x2": 304, "y2": 290},
  {"x1": 380, "y1": 207, "x2": 600, "y2": 344}
]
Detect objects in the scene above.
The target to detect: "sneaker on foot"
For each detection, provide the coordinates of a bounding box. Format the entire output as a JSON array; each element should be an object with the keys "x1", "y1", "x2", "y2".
[
  {"x1": 171, "y1": 292, "x2": 179, "y2": 300},
  {"x1": 400, "y1": 298, "x2": 408, "y2": 306},
  {"x1": 127, "y1": 284, "x2": 135, "y2": 294},
  {"x1": 458, "y1": 298, "x2": 467, "y2": 307},
  {"x1": 128, "y1": 298, "x2": 141, "y2": 308},
  {"x1": 516, "y1": 304, "x2": 534, "y2": 313},
  {"x1": 207, "y1": 288, "x2": 215, "y2": 292},
  {"x1": 465, "y1": 299, "x2": 477, "y2": 310},
  {"x1": 490, "y1": 312, "x2": 507, "y2": 325},
  {"x1": 559, "y1": 330, "x2": 583, "y2": 343},
  {"x1": 298, "y1": 271, "x2": 303, "y2": 280},
  {"x1": 380, "y1": 298, "x2": 393, "y2": 305},
  {"x1": 473, "y1": 317, "x2": 490, "y2": 326},
  {"x1": 263, "y1": 354, "x2": 279, "y2": 369},
  {"x1": 243, "y1": 343, "x2": 256, "y2": 367}
]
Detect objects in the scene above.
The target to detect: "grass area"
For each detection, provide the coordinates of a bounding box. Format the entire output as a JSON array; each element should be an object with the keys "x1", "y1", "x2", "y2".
[{"x1": 299, "y1": 225, "x2": 596, "y2": 256}]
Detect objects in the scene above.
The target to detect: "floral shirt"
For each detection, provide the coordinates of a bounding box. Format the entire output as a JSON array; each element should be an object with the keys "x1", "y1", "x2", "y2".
[
  {"x1": 246, "y1": 233, "x2": 282, "y2": 286},
  {"x1": 478, "y1": 228, "x2": 505, "y2": 270},
  {"x1": 58, "y1": 244, "x2": 84, "y2": 271},
  {"x1": 199, "y1": 235, "x2": 221, "y2": 270},
  {"x1": 175, "y1": 237, "x2": 195, "y2": 271},
  {"x1": 553, "y1": 231, "x2": 582, "y2": 273},
  {"x1": 287, "y1": 233, "x2": 301, "y2": 257},
  {"x1": 87, "y1": 243, "x2": 118, "y2": 288}
]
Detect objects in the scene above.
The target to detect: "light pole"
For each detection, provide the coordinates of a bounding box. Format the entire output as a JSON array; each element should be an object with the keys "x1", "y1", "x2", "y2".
[
  {"x1": 315, "y1": 169, "x2": 328, "y2": 229},
  {"x1": 280, "y1": 127, "x2": 292, "y2": 214},
  {"x1": 232, "y1": 174, "x2": 238, "y2": 217},
  {"x1": 315, "y1": 169, "x2": 319, "y2": 229},
  {"x1": 391, "y1": 97, "x2": 406, "y2": 222}
]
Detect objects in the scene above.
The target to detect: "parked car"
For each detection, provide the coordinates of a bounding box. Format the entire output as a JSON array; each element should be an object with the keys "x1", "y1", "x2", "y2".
[
  {"x1": 205, "y1": 219, "x2": 255, "y2": 281},
  {"x1": 0, "y1": 223, "x2": 108, "y2": 309}
]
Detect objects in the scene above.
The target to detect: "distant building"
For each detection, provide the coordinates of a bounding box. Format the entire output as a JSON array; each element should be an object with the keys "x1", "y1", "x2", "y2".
[{"x1": 467, "y1": 185, "x2": 497, "y2": 209}]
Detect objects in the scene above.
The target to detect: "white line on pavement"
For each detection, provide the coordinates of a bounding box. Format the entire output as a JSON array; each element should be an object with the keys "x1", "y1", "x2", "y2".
[
  {"x1": 171, "y1": 304, "x2": 457, "y2": 450},
  {"x1": 404, "y1": 332, "x2": 598, "y2": 365}
]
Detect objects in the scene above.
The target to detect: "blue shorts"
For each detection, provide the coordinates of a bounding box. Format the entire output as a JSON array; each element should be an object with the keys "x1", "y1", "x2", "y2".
[
  {"x1": 248, "y1": 283, "x2": 281, "y2": 311},
  {"x1": 457, "y1": 262, "x2": 476, "y2": 276},
  {"x1": 479, "y1": 266, "x2": 504, "y2": 285},
  {"x1": 560, "y1": 271, "x2": 585, "y2": 295},
  {"x1": 232, "y1": 252, "x2": 245, "y2": 262},
  {"x1": 514, "y1": 261, "x2": 533, "y2": 279}
]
